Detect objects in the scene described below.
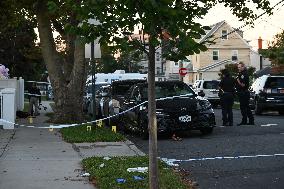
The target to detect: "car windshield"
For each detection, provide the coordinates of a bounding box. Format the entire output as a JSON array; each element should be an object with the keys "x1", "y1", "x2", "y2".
[
  {"x1": 203, "y1": 81, "x2": 220, "y2": 89},
  {"x1": 141, "y1": 82, "x2": 194, "y2": 99},
  {"x1": 112, "y1": 83, "x2": 137, "y2": 96},
  {"x1": 264, "y1": 77, "x2": 284, "y2": 88},
  {"x1": 86, "y1": 83, "x2": 108, "y2": 94}
]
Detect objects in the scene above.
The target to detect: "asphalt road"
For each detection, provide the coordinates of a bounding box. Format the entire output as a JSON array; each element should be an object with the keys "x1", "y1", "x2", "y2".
[{"x1": 127, "y1": 108, "x2": 284, "y2": 189}]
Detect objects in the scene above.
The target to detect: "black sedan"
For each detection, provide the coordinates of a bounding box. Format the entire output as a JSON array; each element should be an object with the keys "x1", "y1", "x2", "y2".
[{"x1": 120, "y1": 81, "x2": 216, "y2": 138}]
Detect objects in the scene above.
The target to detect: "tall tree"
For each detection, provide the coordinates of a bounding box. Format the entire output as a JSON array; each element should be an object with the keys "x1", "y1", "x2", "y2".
[
  {"x1": 14, "y1": 0, "x2": 90, "y2": 122},
  {"x1": 81, "y1": 1, "x2": 272, "y2": 188},
  {"x1": 262, "y1": 30, "x2": 284, "y2": 66},
  {"x1": 0, "y1": 0, "x2": 44, "y2": 81},
  {"x1": 116, "y1": 49, "x2": 143, "y2": 73}
]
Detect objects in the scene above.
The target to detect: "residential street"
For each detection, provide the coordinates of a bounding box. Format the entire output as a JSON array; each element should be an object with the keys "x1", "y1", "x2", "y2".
[{"x1": 127, "y1": 108, "x2": 284, "y2": 189}]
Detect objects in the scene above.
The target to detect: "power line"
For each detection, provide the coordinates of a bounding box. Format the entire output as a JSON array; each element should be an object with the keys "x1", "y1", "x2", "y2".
[{"x1": 212, "y1": 0, "x2": 284, "y2": 41}]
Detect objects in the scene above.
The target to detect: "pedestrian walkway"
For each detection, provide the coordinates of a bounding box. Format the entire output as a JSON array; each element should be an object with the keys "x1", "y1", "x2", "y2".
[
  {"x1": 0, "y1": 101, "x2": 144, "y2": 189},
  {"x1": 0, "y1": 128, "x2": 94, "y2": 189},
  {"x1": 0, "y1": 101, "x2": 95, "y2": 189}
]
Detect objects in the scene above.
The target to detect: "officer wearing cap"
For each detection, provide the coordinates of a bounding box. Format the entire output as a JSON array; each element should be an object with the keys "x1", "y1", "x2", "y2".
[
  {"x1": 219, "y1": 69, "x2": 235, "y2": 126},
  {"x1": 236, "y1": 62, "x2": 254, "y2": 125}
]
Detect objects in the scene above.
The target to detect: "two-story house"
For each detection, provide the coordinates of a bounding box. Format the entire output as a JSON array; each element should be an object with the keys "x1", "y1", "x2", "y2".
[{"x1": 185, "y1": 20, "x2": 253, "y2": 83}]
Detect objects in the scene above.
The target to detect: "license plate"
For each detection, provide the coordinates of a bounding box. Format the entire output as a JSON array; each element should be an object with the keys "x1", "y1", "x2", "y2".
[{"x1": 178, "y1": 115, "x2": 191, "y2": 122}]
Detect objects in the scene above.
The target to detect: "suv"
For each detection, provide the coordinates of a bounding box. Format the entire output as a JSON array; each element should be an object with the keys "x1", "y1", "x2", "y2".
[
  {"x1": 121, "y1": 81, "x2": 215, "y2": 138},
  {"x1": 193, "y1": 80, "x2": 220, "y2": 108},
  {"x1": 250, "y1": 75, "x2": 284, "y2": 115}
]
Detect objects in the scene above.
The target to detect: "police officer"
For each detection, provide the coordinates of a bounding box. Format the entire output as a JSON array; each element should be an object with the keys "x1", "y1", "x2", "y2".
[
  {"x1": 28, "y1": 82, "x2": 41, "y2": 116},
  {"x1": 236, "y1": 62, "x2": 254, "y2": 125},
  {"x1": 219, "y1": 69, "x2": 235, "y2": 126}
]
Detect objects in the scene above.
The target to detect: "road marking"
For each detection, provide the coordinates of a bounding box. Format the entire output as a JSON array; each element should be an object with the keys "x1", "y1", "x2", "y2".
[
  {"x1": 160, "y1": 153, "x2": 284, "y2": 166},
  {"x1": 261, "y1": 124, "x2": 278, "y2": 127}
]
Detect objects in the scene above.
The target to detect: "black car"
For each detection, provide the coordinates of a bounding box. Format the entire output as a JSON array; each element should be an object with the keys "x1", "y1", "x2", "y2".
[{"x1": 121, "y1": 81, "x2": 216, "y2": 138}]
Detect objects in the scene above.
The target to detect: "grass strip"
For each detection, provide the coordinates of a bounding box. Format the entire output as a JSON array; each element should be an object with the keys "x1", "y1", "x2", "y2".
[
  {"x1": 82, "y1": 156, "x2": 192, "y2": 189},
  {"x1": 60, "y1": 125, "x2": 125, "y2": 143}
]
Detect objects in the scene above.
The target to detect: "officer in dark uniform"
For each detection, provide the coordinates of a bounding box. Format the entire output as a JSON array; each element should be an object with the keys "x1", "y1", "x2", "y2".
[
  {"x1": 219, "y1": 69, "x2": 235, "y2": 126},
  {"x1": 28, "y1": 82, "x2": 41, "y2": 116},
  {"x1": 236, "y1": 62, "x2": 254, "y2": 125}
]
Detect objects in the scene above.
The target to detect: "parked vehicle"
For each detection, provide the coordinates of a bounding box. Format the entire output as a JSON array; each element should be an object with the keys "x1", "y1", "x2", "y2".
[
  {"x1": 192, "y1": 80, "x2": 220, "y2": 108},
  {"x1": 83, "y1": 82, "x2": 110, "y2": 117},
  {"x1": 121, "y1": 81, "x2": 216, "y2": 138},
  {"x1": 249, "y1": 75, "x2": 284, "y2": 115},
  {"x1": 100, "y1": 79, "x2": 147, "y2": 125},
  {"x1": 86, "y1": 70, "x2": 147, "y2": 85}
]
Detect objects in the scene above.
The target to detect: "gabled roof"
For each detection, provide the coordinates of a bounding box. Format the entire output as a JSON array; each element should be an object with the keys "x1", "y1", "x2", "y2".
[
  {"x1": 198, "y1": 59, "x2": 237, "y2": 72},
  {"x1": 199, "y1": 20, "x2": 251, "y2": 48},
  {"x1": 199, "y1": 20, "x2": 225, "y2": 43}
]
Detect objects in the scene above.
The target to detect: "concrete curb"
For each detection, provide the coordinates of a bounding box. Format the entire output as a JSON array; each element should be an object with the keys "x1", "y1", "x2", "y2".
[{"x1": 125, "y1": 140, "x2": 145, "y2": 156}]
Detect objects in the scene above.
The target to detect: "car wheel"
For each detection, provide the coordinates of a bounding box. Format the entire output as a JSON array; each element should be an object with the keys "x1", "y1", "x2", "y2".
[
  {"x1": 138, "y1": 115, "x2": 149, "y2": 139},
  {"x1": 200, "y1": 127, "x2": 213, "y2": 135},
  {"x1": 279, "y1": 110, "x2": 284, "y2": 115},
  {"x1": 212, "y1": 103, "x2": 218, "y2": 109},
  {"x1": 255, "y1": 100, "x2": 262, "y2": 115}
]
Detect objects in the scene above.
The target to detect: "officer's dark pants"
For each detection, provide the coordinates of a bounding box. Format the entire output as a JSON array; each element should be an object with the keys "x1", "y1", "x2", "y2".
[
  {"x1": 221, "y1": 92, "x2": 234, "y2": 125},
  {"x1": 238, "y1": 91, "x2": 254, "y2": 123}
]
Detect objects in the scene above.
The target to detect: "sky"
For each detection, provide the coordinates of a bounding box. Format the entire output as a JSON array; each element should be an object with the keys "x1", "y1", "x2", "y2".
[{"x1": 200, "y1": 0, "x2": 284, "y2": 50}]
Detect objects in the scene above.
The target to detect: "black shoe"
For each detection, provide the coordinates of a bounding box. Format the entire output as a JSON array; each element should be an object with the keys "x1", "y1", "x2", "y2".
[{"x1": 237, "y1": 122, "x2": 247, "y2": 126}]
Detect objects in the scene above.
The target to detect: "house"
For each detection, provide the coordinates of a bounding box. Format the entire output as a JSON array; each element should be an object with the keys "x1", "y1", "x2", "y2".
[
  {"x1": 183, "y1": 20, "x2": 254, "y2": 83},
  {"x1": 164, "y1": 59, "x2": 192, "y2": 81},
  {"x1": 130, "y1": 34, "x2": 163, "y2": 76}
]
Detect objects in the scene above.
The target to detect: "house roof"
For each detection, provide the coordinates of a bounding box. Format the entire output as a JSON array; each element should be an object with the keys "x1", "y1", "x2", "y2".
[
  {"x1": 198, "y1": 59, "x2": 237, "y2": 72},
  {"x1": 199, "y1": 20, "x2": 251, "y2": 48},
  {"x1": 199, "y1": 20, "x2": 226, "y2": 43}
]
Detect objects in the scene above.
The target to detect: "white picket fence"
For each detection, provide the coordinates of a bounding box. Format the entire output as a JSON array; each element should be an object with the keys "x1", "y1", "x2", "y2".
[
  {"x1": 0, "y1": 78, "x2": 24, "y2": 129},
  {"x1": 0, "y1": 88, "x2": 16, "y2": 129}
]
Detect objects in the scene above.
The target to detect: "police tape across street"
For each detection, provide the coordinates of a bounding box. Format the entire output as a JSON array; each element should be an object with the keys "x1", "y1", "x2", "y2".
[
  {"x1": 1, "y1": 94, "x2": 200, "y2": 129},
  {"x1": 1, "y1": 91, "x2": 281, "y2": 129}
]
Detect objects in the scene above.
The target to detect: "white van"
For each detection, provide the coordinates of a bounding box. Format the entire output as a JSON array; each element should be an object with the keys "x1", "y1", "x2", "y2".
[{"x1": 193, "y1": 80, "x2": 220, "y2": 108}]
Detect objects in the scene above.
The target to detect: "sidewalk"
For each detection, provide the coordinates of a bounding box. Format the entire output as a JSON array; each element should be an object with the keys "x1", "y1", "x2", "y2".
[{"x1": 0, "y1": 101, "x2": 144, "y2": 189}]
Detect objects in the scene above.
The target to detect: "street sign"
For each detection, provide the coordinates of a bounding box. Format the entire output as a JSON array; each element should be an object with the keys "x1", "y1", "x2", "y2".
[{"x1": 179, "y1": 68, "x2": 187, "y2": 76}]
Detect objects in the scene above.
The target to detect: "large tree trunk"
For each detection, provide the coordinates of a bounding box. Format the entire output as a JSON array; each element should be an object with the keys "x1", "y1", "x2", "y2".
[
  {"x1": 35, "y1": 1, "x2": 86, "y2": 123},
  {"x1": 148, "y1": 41, "x2": 159, "y2": 189}
]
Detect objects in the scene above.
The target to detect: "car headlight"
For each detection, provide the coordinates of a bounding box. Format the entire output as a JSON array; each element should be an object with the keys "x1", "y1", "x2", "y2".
[{"x1": 197, "y1": 100, "x2": 212, "y2": 111}]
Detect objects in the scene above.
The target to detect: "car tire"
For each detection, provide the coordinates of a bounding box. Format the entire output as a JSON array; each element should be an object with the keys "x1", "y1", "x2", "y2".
[
  {"x1": 138, "y1": 115, "x2": 149, "y2": 140},
  {"x1": 255, "y1": 100, "x2": 262, "y2": 115},
  {"x1": 212, "y1": 103, "x2": 218, "y2": 109},
  {"x1": 200, "y1": 127, "x2": 213, "y2": 135}
]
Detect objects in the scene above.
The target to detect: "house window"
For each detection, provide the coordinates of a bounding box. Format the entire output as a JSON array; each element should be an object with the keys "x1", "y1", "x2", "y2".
[
  {"x1": 156, "y1": 52, "x2": 160, "y2": 61},
  {"x1": 232, "y1": 50, "x2": 238, "y2": 61},
  {"x1": 213, "y1": 50, "x2": 219, "y2": 61},
  {"x1": 174, "y1": 62, "x2": 179, "y2": 67},
  {"x1": 221, "y1": 30, "x2": 228, "y2": 40}
]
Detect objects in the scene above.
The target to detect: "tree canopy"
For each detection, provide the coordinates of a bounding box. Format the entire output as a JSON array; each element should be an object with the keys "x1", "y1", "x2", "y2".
[
  {"x1": 262, "y1": 30, "x2": 284, "y2": 66},
  {"x1": 0, "y1": 0, "x2": 44, "y2": 81}
]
